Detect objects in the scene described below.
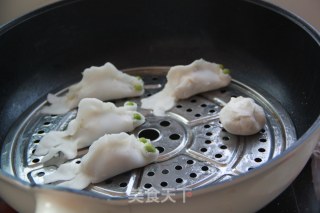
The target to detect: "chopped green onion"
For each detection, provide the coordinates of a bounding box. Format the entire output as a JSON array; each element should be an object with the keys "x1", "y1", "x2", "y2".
[
  {"x1": 139, "y1": 137, "x2": 148, "y2": 144},
  {"x1": 223, "y1": 68, "x2": 231, "y2": 75},
  {"x1": 125, "y1": 101, "x2": 135, "y2": 106},
  {"x1": 134, "y1": 84, "x2": 143, "y2": 92},
  {"x1": 144, "y1": 143, "x2": 156, "y2": 153},
  {"x1": 133, "y1": 113, "x2": 142, "y2": 120}
]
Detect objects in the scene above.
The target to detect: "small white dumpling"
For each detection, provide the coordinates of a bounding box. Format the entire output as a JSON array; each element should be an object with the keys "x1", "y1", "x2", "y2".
[
  {"x1": 34, "y1": 98, "x2": 145, "y2": 162},
  {"x1": 219, "y1": 96, "x2": 266, "y2": 135},
  {"x1": 44, "y1": 133, "x2": 159, "y2": 190},
  {"x1": 42, "y1": 62, "x2": 144, "y2": 114},
  {"x1": 141, "y1": 59, "x2": 231, "y2": 116}
]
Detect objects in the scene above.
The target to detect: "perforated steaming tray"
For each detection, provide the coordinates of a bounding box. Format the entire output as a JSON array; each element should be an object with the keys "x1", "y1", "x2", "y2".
[{"x1": 1, "y1": 67, "x2": 296, "y2": 198}]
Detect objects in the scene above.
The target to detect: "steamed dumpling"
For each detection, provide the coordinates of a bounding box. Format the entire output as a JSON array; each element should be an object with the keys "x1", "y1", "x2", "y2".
[
  {"x1": 34, "y1": 98, "x2": 145, "y2": 162},
  {"x1": 141, "y1": 59, "x2": 231, "y2": 116},
  {"x1": 219, "y1": 96, "x2": 266, "y2": 135},
  {"x1": 42, "y1": 62, "x2": 144, "y2": 114},
  {"x1": 44, "y1": 133, "x2": 159, "y2": 190}
]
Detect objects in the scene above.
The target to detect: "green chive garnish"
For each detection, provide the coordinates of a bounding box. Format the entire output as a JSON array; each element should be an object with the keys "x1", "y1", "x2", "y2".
[
  {"x1": 134, "y1": 84, "x2": 143, "y2": 92},
  {"x1": 144, "y1": 143, "x2": 156, "y2": 153},
  {"x1": 139, "y1": 137, "x2": 148, "y2": 144},
  {"x1": 223, "y1": 68, "x2": 231, "y2": 75},
  {"x1": 125, "y1": 101, "x2": 135, "y2": 106},
  {"x1": 133, "y1": 113, "x2": 142, "y2": 120}
]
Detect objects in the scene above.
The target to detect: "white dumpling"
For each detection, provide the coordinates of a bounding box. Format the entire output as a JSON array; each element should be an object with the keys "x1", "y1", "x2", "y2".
[
  {"x1": 34, "y1": 98, "x2": 145, "y2": 162},
  {"x1": 219, "y1": 96, "x2": 266, "y2": 135},
  {"x1": 44, "y1": 133, "x2": 159, "y2": 190},
  {"x1": 141, "y1": 59, "x2": 231, "y2": 116},
  {"x1": 41, "y1": 62, "x2": 144, "y2": 114}
]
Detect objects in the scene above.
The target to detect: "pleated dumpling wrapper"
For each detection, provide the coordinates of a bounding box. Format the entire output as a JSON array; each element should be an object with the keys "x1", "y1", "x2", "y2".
[
  {"x1": 34, "y1": 98, "x2": 145, "y2": 162},
  {"x1": 219, "y1": 96, "x2": 266, "y2": 135},
  {"x1": 41, "y1": 62, "x2": 144, "y2": 114},
  {"x1": 44, "y1": 133, "x2": 159, "y2": 190},
  {"x1": 141, "y1": 59, "x2": 231, "y2": 116}
]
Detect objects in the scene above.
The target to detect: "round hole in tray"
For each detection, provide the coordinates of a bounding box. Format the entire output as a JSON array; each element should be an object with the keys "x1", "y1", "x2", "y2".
[
  {"x1": 215, "y1": 154, "x2": 222, "y2": 158},
  {"x1": 32, "y1": 159, "x2": 40, "y2": 163},
  {"x1": 119, "y1": 182, "x2": 127, "y2": 188},
  {"x1": 187, "y1": 160, "x2": 194, "y2": 165},
  {"x1": 176, "y1": 178, "x2": 183, "y2": 183},
  {"x1": 205, "y1": 140, "x2": 211, "y2": 144},
  {"x1": 169, "y1": 134, "x2": 180, "y2": 140},
  {"x1": 175, "y1": 165, "x2": 182, "y2": 170},
  {"x1": 162, "y1": 169, "x2": 169, "y2": 174},
  {"x1": 220, "y1": 145, "x2": 228, "y2": 149},
  {"x1": 144, "y1": 183, "x2": 152, "y2": 189},
  {"x1": 222, "y1": 136, "x2": 230, "y2": 141},
  {"x1": 156, "y1": 146, "x2": 165, "y2": 153},
  {"x1": 255, "y1": 158, "x2": 262, "y2": 163},
  {"x1": 160, "y1": 182, "x2": 168, "y2": 187},
  {"x1": 201, "y1": 166, "x2": 209, "y2": 171},
  {"x1": 147, "y1": 171, "x2": 155, "y2": 176},
  {"x1": 160, "y1": 121, "x2": 171, "y2": 127},
  {"x1": 37, "y1": 130, "x2": 45, "y2": 134},
  {"x1": 190, "y1": 173, "x2": 197, "y2": 178},
  {"x1": 200, "y1": 148, "x2": 207, "y2": 152},
  {"x1": 138, "y1": 128, "x2": 160, "y2": 141},
  {"x1": 37, "y1": 172, "x2": 45, "y2": 177},
  {"x1": 259, "y1": 138, "x2": 267, "y2": 142}
]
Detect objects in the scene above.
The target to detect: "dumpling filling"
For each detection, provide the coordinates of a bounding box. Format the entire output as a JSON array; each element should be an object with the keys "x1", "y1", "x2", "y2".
[
  {"x1": 44, "y1": 133, "x2": 159, "y2": 190},
  {"x1": 219, "y1": 96, "x2": 266, "y2": 135},
  {"x1": 34, "y1": 98, "x2": 145, "y2": 162},
  {"x1": 141, "y1": 59, "x2": 231, "y2": 116},
  {"x1": 42, "y1": 62, "x2": 144, "y2": 114}
]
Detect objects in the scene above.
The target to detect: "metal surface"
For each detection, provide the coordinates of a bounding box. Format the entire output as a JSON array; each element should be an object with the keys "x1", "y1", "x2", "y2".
[{"x1": 1, "y1": 67, "x2": 296, "y2": 199}]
